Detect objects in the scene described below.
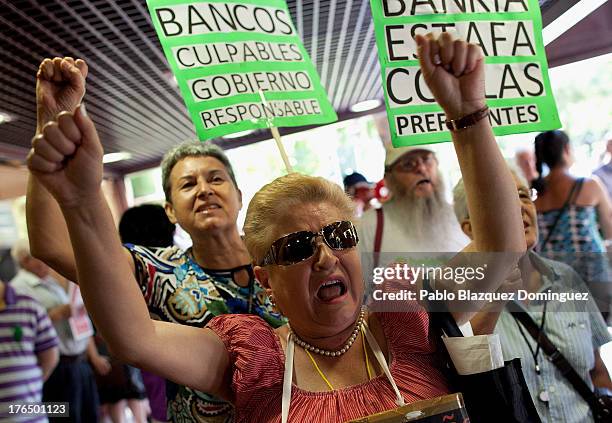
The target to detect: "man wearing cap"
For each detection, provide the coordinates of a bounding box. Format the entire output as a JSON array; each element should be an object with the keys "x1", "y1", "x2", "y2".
[
  {"x1": 357, "y1": 146, "x2": 469, "y2": 263},
  {"x1": 343, "y1": 172, "x2": 376, "y2": 216}
]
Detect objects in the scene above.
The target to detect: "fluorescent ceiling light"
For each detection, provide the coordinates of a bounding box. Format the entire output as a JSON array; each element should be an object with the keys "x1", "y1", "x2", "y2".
[
  {"x1": 103, "y1": 151, "x2": 132, "y2": 164},
  {"x1": 543, "y1": 0, "x2": 607, "y2": 45},
  {"x1": 0, "y1": 112, "x2": 13, "y2": 124},
  {"x1": 223, "y1": 129, "x2": 255, "y2": 139},
  {"x1": 350, "y1": 99, "x2": 382, "y2": 113}
]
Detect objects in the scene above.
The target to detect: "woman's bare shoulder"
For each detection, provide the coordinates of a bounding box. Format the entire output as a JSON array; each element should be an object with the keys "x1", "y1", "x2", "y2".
[{"x1": 576, "y1": 177, "x2": 604, "y2": 205}]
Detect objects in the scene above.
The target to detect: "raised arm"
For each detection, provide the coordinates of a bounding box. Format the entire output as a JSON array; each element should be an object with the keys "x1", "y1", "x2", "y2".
[
  {"x1": 416, "y1": 33, "x2": 524, "y2": 254},
  {"x1": 27, "y1": 58, "x2": 85, "y2": 280},
  {"x1": 26, "y1": 105, "x2": 231, "y2": 398},
  {"x1": 27, "y1": 57, "x2": 133, "y2": 281},
  {"x1": 414, "y1": 34, "x2": 525, "y2": 322}
]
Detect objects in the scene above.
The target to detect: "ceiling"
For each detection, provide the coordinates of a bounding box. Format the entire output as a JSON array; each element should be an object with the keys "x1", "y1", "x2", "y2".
[{"x1": 0, "y1": 0, "x2": 608, "y2": 175}]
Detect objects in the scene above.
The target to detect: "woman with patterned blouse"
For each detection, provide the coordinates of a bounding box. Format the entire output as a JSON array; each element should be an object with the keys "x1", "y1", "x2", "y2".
[{"x1": 26, "y1": 62, "x2": 283, "y2": 423}]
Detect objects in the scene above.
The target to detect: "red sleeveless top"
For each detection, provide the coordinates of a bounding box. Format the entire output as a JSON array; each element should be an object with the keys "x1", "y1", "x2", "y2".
[{"x1": 207, "y1": 310, "x2": 450, "y2": 423}]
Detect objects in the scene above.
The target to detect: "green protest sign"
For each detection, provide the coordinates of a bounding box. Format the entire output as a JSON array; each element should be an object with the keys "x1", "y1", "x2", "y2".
[
  {"x1": 147, "y1": 0, "x2": 337, "y2": 140},
  {"x1": 370, "y1": 0, "x2": 561, "y2": 146}
]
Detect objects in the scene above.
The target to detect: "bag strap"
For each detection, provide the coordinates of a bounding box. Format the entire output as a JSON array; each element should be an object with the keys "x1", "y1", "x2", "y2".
[
  {"x1": 540, "y1": 178, "x2": 584, "y2": 249},
  {"x1": 507, "y1": 302, "x2": 597, "y2": 408},
  {"x1": 373, "y1": 208, "x2": 384, "y2": 268}
]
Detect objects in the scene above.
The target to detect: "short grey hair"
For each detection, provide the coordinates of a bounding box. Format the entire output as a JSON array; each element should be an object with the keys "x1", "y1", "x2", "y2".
[
  {"x1": 160, "y1": 141, "x2": 238, "y2": 202},
  {"x1": 453, "y1": 164, "x2": 527, "y2": 223},
  {"x1": 10, "y1": 239, "x2": 31, "y2": 266}
]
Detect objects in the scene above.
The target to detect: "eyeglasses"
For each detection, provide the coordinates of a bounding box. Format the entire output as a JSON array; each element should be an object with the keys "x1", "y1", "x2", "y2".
[
  {"x1": 260, "y1": 221, "x2": 359, "y2": 266},
  {"x1": 388, "y1": 152, "x2": 435, "y2": 173}
]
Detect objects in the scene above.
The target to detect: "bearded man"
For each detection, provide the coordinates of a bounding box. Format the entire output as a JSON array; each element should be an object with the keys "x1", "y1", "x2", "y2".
[{"x1": 358, "y1": 146, "x2": 469, "y2": 258}]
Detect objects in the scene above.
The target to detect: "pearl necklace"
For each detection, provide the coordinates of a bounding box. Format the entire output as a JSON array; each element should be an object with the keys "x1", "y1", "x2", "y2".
[{"x1": 288, "y1": 308, "x2": 366, "y2": 357}]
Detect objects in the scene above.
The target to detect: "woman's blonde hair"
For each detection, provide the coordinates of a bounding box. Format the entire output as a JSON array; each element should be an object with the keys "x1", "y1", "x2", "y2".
[{"x1": 244, "y1": 173, "x2": 355, "y2": 264}]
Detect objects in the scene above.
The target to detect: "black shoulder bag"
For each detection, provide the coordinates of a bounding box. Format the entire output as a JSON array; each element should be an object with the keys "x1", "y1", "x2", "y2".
[
  {"x1": 509, "y1": 303, "x2": 612, "y2": 422},
  {"x1": 424, "y1": 278, "x2": 542, "y2": 423}
]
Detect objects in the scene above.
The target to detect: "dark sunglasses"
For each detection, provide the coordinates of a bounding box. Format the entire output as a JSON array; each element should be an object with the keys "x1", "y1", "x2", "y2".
[{"x1": 260, "y1": 221, "x2": 359, "y2": 266}]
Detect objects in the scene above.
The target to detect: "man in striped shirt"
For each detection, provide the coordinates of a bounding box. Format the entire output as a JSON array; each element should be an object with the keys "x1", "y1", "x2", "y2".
[
  {"x1": 0, "y1": 279, "x2": 59, "y2": 422},
  {"x1": 455, "y1": 171, "x2": 612, "y2": 422},
  {"x1": 10, "y1": 241, "x2": 106, "y2": 423}
]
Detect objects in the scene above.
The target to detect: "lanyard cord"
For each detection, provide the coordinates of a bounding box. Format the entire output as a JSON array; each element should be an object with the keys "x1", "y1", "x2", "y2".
[
  {"x1": 282, "y1": 324, "x2": 405, "y2": 423},
  {"x1": 304, "y1": 330, "x2": 373, "y2": 391},
  {"x1": 513, "y1": 296, "x2": 549, "y2": 374},
  {"x1": 362, "y1": 326, "x2": 373, "y2": 380},
  {"x1": 304, "y1": 350, "x2": 335, "y2": 390}
]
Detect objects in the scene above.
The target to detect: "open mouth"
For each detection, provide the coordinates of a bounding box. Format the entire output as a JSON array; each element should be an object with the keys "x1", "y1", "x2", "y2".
[
  {"x1": 316, "y1": 279, "x2": 347, "y2": 302},
  {"x1": 196, "y1": 204, "x2": 221, "y2": 213},
  {"x1": 416, "y1": 178, "x2": 431, "y2": 187}
]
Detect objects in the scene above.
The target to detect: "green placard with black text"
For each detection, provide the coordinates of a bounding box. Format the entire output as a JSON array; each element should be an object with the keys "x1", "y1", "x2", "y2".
[
  {"x1": 147, "y1": 0, "x2": 337, "y2": 140},
  {"x1": 370, "y1": 0, "x2": 561, "y2": 146}
]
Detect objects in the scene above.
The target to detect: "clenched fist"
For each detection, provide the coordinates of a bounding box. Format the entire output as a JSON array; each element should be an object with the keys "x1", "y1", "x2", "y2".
[
  {"x1": 36, "y1": 57, "x2": 88, "y2": 134},
  {"x1": 415, "y1": 33, "x2": 486, "y2": 120},
  {"x1": 27, "y1": 104, "x2": 104, "y2": 209}
]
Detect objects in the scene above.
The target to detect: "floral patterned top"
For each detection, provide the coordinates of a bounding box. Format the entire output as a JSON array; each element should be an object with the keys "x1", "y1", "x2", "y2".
[{"x1": 126, "y1": 244, "x2": 284, "y2": 423}]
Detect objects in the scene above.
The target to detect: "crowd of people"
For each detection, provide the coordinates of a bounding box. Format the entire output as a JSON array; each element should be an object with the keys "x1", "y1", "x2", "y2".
[{"x1": 1, "y1": 30, "x2": 611, "y2": 423}]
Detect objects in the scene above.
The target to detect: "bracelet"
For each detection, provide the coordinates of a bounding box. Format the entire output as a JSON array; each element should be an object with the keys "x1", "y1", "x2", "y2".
[{"x1": 445, "y1": 106, "x2": 490, "y2": 131}]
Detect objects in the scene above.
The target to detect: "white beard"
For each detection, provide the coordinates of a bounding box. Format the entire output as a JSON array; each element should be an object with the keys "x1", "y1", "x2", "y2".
[{"x1": 389, "y1": 176, "x2": 459, "y2": 244}]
